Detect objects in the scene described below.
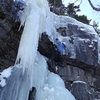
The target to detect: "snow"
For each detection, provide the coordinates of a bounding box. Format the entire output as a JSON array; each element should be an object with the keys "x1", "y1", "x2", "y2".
[
  {"x1": 73, "y1": 81, "x2": 86, "y2": 84},
  {"x1": 55, "y1": 66, "x2": 58, "y2": 71},
  {"x1": 54, "y1": 14, "x2": 97, "y2": 36},
  {"x1": 89, "y1": 44, "x2": 93, "y2": 48},
  {"x1": 79, "y1": 27, "x2": 85, "y2": 31},
  {"x1": 0, "y1": 67, "x2": 12, "y2": 87}
]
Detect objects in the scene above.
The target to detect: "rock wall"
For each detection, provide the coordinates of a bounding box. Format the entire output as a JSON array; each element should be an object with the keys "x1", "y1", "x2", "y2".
[
  {"x1": 0, "y1": 0, "x2": 24, "y2": 70},
  {"x1": 39, "y1": 32, "x2": 99, "y2": 100}
]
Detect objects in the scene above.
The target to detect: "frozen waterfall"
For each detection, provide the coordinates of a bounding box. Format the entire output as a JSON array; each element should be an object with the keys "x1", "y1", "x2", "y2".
[{"x1": 0, "y1": 0, "x2": 75, "y2": 100}]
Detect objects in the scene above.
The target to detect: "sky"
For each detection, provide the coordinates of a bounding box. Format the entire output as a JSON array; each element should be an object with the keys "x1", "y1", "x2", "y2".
[{"x1": 62, "y1": 0, "x2": 100, "y2": 27}]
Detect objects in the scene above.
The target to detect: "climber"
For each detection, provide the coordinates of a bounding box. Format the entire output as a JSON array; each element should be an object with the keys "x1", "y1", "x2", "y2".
[
  {"x1": 54, "y1": 38, "x2": 65, "y2": 55},
  {"x1": 49, "y1": 38, "x2": 65, "y2": 65}
]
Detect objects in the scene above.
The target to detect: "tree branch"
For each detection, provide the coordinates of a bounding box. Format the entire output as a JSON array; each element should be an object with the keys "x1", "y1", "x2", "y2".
[{"x1": 88, "y1": 0, "x2": 100, "y2": 11}]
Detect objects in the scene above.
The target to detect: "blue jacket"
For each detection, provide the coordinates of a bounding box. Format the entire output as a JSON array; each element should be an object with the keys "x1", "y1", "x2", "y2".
[{"x1": 55, "y1": 39, "x2": 65, "y2": 52}]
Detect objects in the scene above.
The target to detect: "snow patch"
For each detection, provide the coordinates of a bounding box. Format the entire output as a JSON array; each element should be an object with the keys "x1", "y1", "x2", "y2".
[
  {"x1": 0, "y1": 67, "x2": 12, "y2": 87},
  {"x1": 73, "y1": 81, "x2": 86, "y2": 84}
]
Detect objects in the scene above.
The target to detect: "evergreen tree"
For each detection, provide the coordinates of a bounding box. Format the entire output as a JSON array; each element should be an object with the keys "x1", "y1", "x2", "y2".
[
  {"x1": 92, "y1": 21, "x2": 100, "y2": 35},
  {"x1": 48, "y1": 0, "x2": 62, "y2": 7},
  {"x1": 66, "y1": 3, "x2": 90, "y2": 24}
]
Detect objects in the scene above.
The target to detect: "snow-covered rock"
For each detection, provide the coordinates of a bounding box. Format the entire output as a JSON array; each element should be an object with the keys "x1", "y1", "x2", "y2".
[{"x1": 53, "y1": 14, "x2": 99, "y2": 67}]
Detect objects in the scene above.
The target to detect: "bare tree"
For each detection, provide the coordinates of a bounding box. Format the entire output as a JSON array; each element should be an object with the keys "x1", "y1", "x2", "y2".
[
  {"x1": 88, "y1": 0, "x2": 100, "y2": 11},
  {"x1": 73, "y1": 0, "x2": 100, "y2": 11}
]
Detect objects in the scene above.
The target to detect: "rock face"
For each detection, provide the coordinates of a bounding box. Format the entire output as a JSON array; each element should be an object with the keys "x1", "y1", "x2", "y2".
[
  {"x1": 0, "y1": 0, "x2": 24, "y2": 70},
  {"x1": 0, "y1": 0, "x2": 100, "y2": 100},
  {"x1": 71, "y1": 82, "x2": 95, "y2": 100},
  {"x1": 38, "y1": 1, "x2": 100, "y2": 99},
  {"x1": 67, "y1": 24, "x2": 98, "y2": 66},
  {"x1": 39, "y1": 32, "x2": 99, "y2": 100}
]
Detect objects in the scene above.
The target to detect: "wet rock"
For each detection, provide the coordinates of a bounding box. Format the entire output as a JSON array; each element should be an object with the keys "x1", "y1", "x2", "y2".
[
  {"x1": 95, "y1": 91, "x2": 100, "y2": 100},
  {"x1": 94, "y1": 68, "x2": 100, "y2": 92},
  {"x1": 58, "y1": 66, "x2": 94, "y2": 86},
  {"x1": 38, "y1": 33, "x2": 56, "y2": 58},
  {"x1": 0, "y1": 0, "x2": 24, "y2": 71},
  {"x1": 57, "y1": 24, "x2": 99, "y2": 67},
  {"x1": 39, "y1": 33, "x2": 98, "y2": 70},
  {"x1": 28, "y1": 87, "x2": 36, "y2": 100},
  {"x1": 71, "y1": 81, "x2": 95, "y2": 100},
  {"x1": 38, "y1": 32, "x2": 99, "y2": 100}
]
